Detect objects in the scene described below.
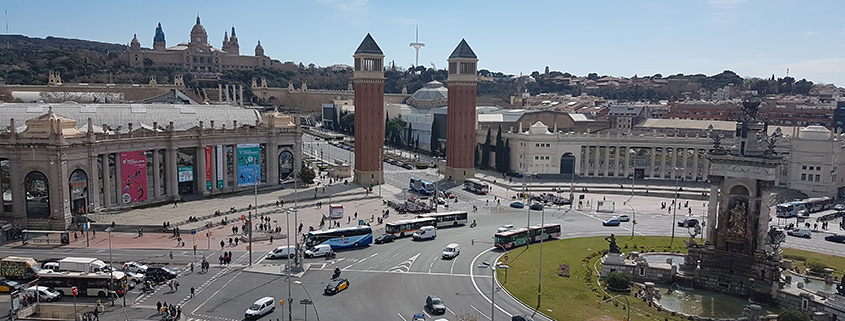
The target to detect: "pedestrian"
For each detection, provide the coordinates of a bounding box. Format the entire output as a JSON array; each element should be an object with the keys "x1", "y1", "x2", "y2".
[
  {"x1": 169, "y1": 251, "x2": 173, "y2": 260},
  {"x1": 174, "y1": 280, "x2": 179, "y2": 291},
  {"x1": 177, "y1": 306, "x2": 182, "y2": 320},
  {"x1": 156, "y1": 301, "x2": 162, "y2": 314},
  {"x1": 168, "y1": 280, "x2": 173, "y2": 291},
  {"x1": 354, "y1": 212, "x2": 357, "y2": 219},
  {"x1": 220, "y1": 240, "x2": 225, "y2": 249},
  {"x1": 235, "y1": 238, "x2": 239, "y2": 246},
  {"x1": 299, "y1": 223, "x2": 303, "y2": 233},
  {"x1": 92, "y1": 307, "x2": 99, "y2": 321},
  {"x1": 269, "y1": 235, "x2": 273, "y2": 244},
  {"x1": 173, "y1": 201, "x2": 178, "y2": 208}
]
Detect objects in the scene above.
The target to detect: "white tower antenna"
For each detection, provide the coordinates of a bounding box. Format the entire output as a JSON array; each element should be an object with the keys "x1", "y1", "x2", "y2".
[{"x1": 409, "y1": 23, "x2": 425, "y2": 67}]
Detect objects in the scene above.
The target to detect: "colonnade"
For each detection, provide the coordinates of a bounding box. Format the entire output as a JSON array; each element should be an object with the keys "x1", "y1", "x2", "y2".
[{"x1": 578, "y1": 145, "x2": 711, "y2": 181}]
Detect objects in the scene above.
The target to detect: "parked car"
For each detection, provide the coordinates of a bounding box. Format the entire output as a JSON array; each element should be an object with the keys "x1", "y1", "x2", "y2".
[
  {"x1": 529, "y1": 203, "x2": 544, "y2": 211},
  {"x1": 244, "y1": 297, "x2": 275, "y2": 319},
  {"x1": 510, "y1": 201, "x2": 524, "y2": 209},
  {"x1": 616, "y1": 214, "x2": 630, "y2": 222},
  {"x1": 412, "y1": 313, "x2": 426, "y2": 321},
  {"x1": 602, "y1": 219, "x2": 621, "y2": 226},
  {"x1": 825, "y1": 234, "x2": 845, "y2": 243},
  {"x1": 304, "y1": 244, "x2": 334, "y2": 258},
  {"x1": 23, "y1": 286, "x2": 61, "y2": 302},
  {"x1": 497, "y1": 224, "x2": 515, "y2": 233},
  {"x1": 324, "y1": 278, "x2": 349, "y2": 295},
  {"x1": 787, "y1": 229, "x2": 812, "y2": 238},
  {"x1": 835, "y1": 204, "x2": 845, "y2": 211},
  {"x1": 425, "y1": 295, "x2": 446, "y2": 314},
  {"x1": 677, "y1": 218, "x2": 699, "y2": 228},
  {"x1": 122, "y1": 262, "x2": 148, "y2": 273},
  {"x1": 374, "y1": 234, "x2": 396, "y2": 244}
]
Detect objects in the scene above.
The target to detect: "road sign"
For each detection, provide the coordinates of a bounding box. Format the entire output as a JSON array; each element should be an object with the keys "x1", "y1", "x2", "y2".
[
  {"x1": 191, "y1": 229, "x2": 197, "y2": 235},
  {"x1": 71, "y1": 286, "x2": 78, "y2": 296},
  {"x1": 504, "y1": 255, "x2": 509, "y2": 262},
  {"x1": 300, "y1": 299, "x2": 313, "y2": 305},
  {"x1": 280, "y1": 299, "x2": 284, "y2": 306}
]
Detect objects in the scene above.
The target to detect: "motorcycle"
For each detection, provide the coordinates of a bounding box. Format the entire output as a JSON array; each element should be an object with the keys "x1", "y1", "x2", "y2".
[
  {"x1": 470, "y1": 220, "x2": 477, "y2": 228},
  {"x1": 142, "y1": 282, "x2": 155, "y2": 294},
  {"x1": 332, "y1": 268, "x2": 341, "y2": 279},
  {"x1": 325, "y1": 250, "x2": 336, "y2": 259}
]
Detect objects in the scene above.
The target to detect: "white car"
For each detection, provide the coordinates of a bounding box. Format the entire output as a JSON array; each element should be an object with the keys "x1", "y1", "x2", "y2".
[
  {"x1": 497, "y1": 224, "x2": 515, "y2": 233},
  {"x1": 616, "y1": 214, "x2": 630, "y2": 222},
  {"x1": 787, "y1": 228, "x2": 812, "y2": 238},
  {"x1": 122, "y1": 262, "x2": 148, "y2": 273},
  {"x1": 245, "y1": 296, "x2": 275, "y2": 319},
  {"x1": 835, "y1": 204, "x2": 845, "y2": 211}
]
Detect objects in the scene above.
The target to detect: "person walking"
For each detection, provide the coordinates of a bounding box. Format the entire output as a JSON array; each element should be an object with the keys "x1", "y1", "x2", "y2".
[
  {"x1": 220, "y1": 240, "x2": 225, "y2": 249},
  {"x1": 173, "y1": 201, "x2": 178, "y2": 208},
  {"x1": 190, "y1": 286, "x2": 195, "y2": 298},
  {"x1": 156, "y1": 301, "x2": 162, "y2": 314},
  {"x1": 169, "y1": 251, "x2": 173, "y2": 260}
]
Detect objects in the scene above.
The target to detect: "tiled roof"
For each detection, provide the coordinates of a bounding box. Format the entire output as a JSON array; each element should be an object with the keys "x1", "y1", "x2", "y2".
[
  {"x1": 354, "y1": 33, "x2": 383, "y2": 55},
  {"x1": 449, "y1": 39, "x2": 477, "y2": 59}
]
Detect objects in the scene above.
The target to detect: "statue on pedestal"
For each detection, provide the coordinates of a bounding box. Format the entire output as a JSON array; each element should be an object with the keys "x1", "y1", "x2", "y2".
[{"x1": 606, "y1": 234, "x2": 620, "y2": 254}]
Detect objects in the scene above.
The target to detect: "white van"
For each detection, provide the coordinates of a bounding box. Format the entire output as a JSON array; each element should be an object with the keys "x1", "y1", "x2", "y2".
[
  {"x1": 304, "y1": 244, "x2": 333, "y2": 258},
  {"x1": 266, "y1": 246, "x2": 297, "y2": 259},
  {"x1": 413, "y1": 226, "x2": 436, "y2": 241},
  {"x1": 245, "y1": 296, "x2": 275, "y2": 319},
  {"x1": 24, "y1": 286, "x2": 61, "y2": 302},
  {"x1": 442, "y1": 243, "x2": 460, "y2": 259}
]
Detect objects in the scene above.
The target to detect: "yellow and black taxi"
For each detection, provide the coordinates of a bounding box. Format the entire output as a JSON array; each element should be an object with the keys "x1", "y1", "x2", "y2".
[
  {"x1": 0, "y1": 278, "x2": 22, "y2": 293},
  {"x1": 324, "y1": 278, "x2": 349, "y2": 295}
]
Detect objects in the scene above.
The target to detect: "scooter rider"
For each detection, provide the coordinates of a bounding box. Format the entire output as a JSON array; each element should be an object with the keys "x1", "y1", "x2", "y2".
[{"x1": 333, "y1": 267, "x2": 341, "y2": 278}]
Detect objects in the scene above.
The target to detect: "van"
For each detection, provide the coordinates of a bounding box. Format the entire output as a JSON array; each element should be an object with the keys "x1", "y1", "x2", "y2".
[
  {"x1": 304, "y1": 244, "x2": 333, "y2": 258},
  {"x1": 245, "y1": 296, "x2": 275, "y2": 319},
  {"x1": 442, "y1": 243, "x2": 460, "y2": 259},
  {"x1": 413, "y1": 226, "x2": 436, "y2": 241},
  {"x1": 266, "y1": 246, "x2": 297, "y2": 259},
  {"x1": 24, "y1": 286, "x2": 61, "y2": 302}
]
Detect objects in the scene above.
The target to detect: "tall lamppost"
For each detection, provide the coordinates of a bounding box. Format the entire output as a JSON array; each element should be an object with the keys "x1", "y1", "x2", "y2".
[
  {"x1": 105, "y1": 227, "x2": 114, "y2": 306},
  {"x1": 670, "y1": 166, "x2": 684, "y2": 247},
  {"x1": 525, "y1": 171, "x2": 533, "y2": 248},
  {"x1": 479, "y1": 261, "x2": 508, "y2": 321},
  {"x1": 624, "y1": 201, "x2": 636, "y2": 239},
  {"x1": 290, "y1": 208, "x2": 300, "y2": 270},
  {"x1": 285, "y1": 208, "x2": 293, "y2": 321},
  {"x1": 293, "y1": 281, "x2": 320, "y2": 321},
  {"x1": 537, "y1": 205, "x2": 546, "y2": 309}
]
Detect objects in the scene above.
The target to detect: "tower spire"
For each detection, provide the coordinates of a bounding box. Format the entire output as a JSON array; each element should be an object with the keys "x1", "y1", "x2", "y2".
[{"x1": 409, "y1": 23, "x2": 425, "y2": 67}]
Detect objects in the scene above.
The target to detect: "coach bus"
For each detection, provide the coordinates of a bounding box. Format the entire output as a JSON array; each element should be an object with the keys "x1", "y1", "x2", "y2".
[
  {"x1": 385, "y1": 217, "x2": 437, "y2": 237},
  {"x1": 776, "y1": 197, "x2": 833, "y2": 218},
  {"x1": 410, "y1": 177, "x2": 435, "y2": 195},
  {"x1": 417, "y1": 211, "x2": 468, "y2": 228},
  {"x1": 494, "y1": 223, "x2": 562, "y2": 250},
  {"x1": 464, "y1": 179, "x2": 489, "y2": 195},
  {"x1": 36, "y1": 270, "x2": 127, "y2": 298},
  {"x1": 305, "y1": 226, "x2": 373, "y2": 249}
]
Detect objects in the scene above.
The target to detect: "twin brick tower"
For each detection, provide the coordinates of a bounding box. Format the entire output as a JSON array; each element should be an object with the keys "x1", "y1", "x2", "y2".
[{"x1": 353, "y1": 34, "x2": 478, "y2": 185}]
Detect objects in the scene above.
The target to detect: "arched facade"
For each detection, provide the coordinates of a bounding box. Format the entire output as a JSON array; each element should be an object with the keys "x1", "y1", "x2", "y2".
[
  {"x1": 25, "y1": 171, "x2": 49, "y2": 218},
  {"x1": 68, "y1": 169, "x2": 88, "y2": 215}
]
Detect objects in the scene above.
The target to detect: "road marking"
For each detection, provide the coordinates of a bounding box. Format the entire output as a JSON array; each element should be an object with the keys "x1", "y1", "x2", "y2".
[
  {"x1": 450, "y1": 258, "x2": 456, "y2": 275},
  {"x1": 446, "y1": 306, "x2": 456, "y2": 316},
  {"x1": 387, "y1": 253, "x2": 420, "y2": 273},
  {"x1": 470, "y1": 304, "x2": 490, "y2": 320},
  {"x1": 469, "y1": 247, "x2": 512, "y2": 319},
  {"x1": 397, "y1": 312, "x2": 407, "y2": 321},
  {"x1": 343, "y1": 252, "x2": 377, "y2": 270}
]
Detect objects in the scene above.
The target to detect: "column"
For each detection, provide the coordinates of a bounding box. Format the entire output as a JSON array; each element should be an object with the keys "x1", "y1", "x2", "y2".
[
  {"x1": 225, "y1": 84, "x2": 231, "y2": 103},
  {"x1": 692, "y1": 150, "x2": 700, "y2": 180},
  {"x1": 166, "y1": 147, "x2": 178, "y2": 199},
  {"x1": 672, "y1": 148, "x2": 679, "y2": 178},
  {"x1": 114, "y1": 152, "x2": 122, "y2": 204},
  {"x1": 661, "y1": 148, "x2": 667, "y2": 178},
  {"x1": 88, "y1": 151, "x2": 99, "y2": 209},
  {"x1": 211, "y1": 146, "x2": 218, "y2": 192},
  {"x1": 153, "y1": 149, "x2": 162, "y2": 197},
  {"x1": 625, "y1": 146, "x2": 632, "y2": 177},
  {"x1": 593, "y1": 146, "x2": 600, "y2": 177},
  {"x1": 197, "y1": 146, "x2": 207, "y2": 193},
  {"x1": 218, "y1": 84, "x2": 222, "y2": 102},
  {"x1": 268, "y1": 142, "x2": 279, "y2": 186},
  {"x1": 703, "y1": 158, "x2": 710, "y2": 181},
  {"x1": 239, "y1": 85, "x2": 244, "y2": 106},
  {"x1": 649, "y1": 147, "x2": 656, "y2": 178},
  {"x1": 227, "y1": 145, "x2": 237, "y2": 189},
  {"x1": 602, "y1": 146, "x2": 610, "y2": 177},
  {"x1": 682, "y1": 148, "x2": 688, "y2": 178},
  {"x1": 706, "y1": 184, "x2": 718, "y2": 244},
  {"x1": 102, "y1": 154, "x2": 112, "y2": 206}
]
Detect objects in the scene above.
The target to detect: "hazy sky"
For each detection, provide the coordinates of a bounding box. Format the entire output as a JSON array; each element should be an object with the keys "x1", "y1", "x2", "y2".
[{"x1": 5, "y1": 1, "x2": 845, "y2": 86}]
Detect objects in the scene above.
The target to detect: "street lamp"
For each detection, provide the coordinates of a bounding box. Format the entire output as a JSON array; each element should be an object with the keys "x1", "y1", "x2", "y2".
[
  {"x1": 290, "y1": 208, "x2": 300, "y2": 270},
  {"x1": 537, "y1": 206, "x2": 546, "y2": 309},
  {"x1": 624, "y1": 201, "x2": 636, "y2": 239},
  {"x1": 479, "y1": 261, "x2": 508, "y2": 321},
  {"x1": 670, "y1": 167, "x2": 684, "y2": 247},
  {"x1": 285, "y1": 207, "x2": 293, "y2": 321},
  {"x1": 293, "y1": 281, "x2": 320, "y2": 321},
  {"x1": 104, "y1": 227, "x2": 114, "y2": 306}
]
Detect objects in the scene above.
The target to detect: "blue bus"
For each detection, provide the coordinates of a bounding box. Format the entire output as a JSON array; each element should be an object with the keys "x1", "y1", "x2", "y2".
[
  {"x1": 305, "y1": 226, "x2": 373, "y2": 249},
  {"x1": 409, "y1": 177, "x2": 435, "y2": 195}
]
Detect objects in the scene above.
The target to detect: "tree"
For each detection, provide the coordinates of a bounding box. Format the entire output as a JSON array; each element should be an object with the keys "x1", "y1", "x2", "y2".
[
  {"x1": 777, "y1": 310, "x2": 811, "y2": 321},
  {"x1": 587, "y1": 73, "x2": 599, "y2": 80},
  {"x1": 605, "y1": 272, "x2": 632, "y2": 289},
  {"x1": 495, "y1": 125, "x2": 504, "y2": 172},
  {"x1": 481, "y1": 127, "x2": 492, "y2": 169},
  {"x1": 503, "y1": 138, "x2": 511, "y2": 173},
  {"x1": 298, "y1": 165, "x2": 316, "y2": 185},
  {"x1": 340, "y1": 113, "x2": 354, "y2": 135},
  {"x1": 385, "y1": 117, "x2": 406, "y2": 146},
  {"x1": 430, "y1": 117, "x2": 440, "y2": 156}
]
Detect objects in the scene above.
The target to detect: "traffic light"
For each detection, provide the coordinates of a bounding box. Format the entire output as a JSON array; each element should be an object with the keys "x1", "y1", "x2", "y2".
[{"x1": 280, "y1": 299, "x2": 284, "y2": 306}]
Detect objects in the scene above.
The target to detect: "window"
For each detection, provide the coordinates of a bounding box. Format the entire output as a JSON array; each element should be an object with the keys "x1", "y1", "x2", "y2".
[
  {"x1": 801, "y1": 174, "x2": 806, "y2": 181},
  {"x1": 815, "y1": 175, "x2": 820, "y2": 182},
  {"x1": 802, "y1": 165, "x2": 807, "y2": 170}
]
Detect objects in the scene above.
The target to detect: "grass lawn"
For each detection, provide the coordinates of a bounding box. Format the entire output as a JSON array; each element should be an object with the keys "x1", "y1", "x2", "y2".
[{"x1": 497, "y1": 235, "x2": 841, "y2": 321}]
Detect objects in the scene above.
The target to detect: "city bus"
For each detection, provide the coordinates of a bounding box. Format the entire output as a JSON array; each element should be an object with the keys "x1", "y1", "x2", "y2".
[
  {"x1": 305, "y1": 226, "x2": 373, "y2": 249},
  {"x1": 36, "y1": 270, "x2": 127, "y2": 298},
  {"x1": 776, "y1": 201, "x2": 805, "y2": 218},
  {"x1": 410, "y1": 177, "x2": 435, "y2": 195},
  {"x1": 776, "y1": 197, "x2": 833, "y2": 218},
  {"x1": 385, "y1": 217, "x2": 437, "y2": 237},
  {"x1": 464, "y1": 179, "x2": 489, "y2": 195},
  {"x1": 417, "y1": 211, "x2": 468, "y2": 228},
  {"x1": 494, "y1": 223, "x2": 562, "y2": 250}
]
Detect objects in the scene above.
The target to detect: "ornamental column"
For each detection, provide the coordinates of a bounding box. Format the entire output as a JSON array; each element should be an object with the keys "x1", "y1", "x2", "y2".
[
  {"x1": 352, "y1": 33, "x2": 385, "y2": 186},
  {"x1": 444, "y1": 39, "x2": 479, "y2": 183}
]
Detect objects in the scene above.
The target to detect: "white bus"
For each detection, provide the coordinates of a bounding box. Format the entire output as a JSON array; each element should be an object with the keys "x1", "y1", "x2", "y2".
[
  {"x1": 36, "y1": 270, "x2": 127, "y2": 298},
  {"x1": 417, "y1": 211, "x2": 469, "y2": 228},
  {"x1": 385, "y1": 217, "x2": 437, "y2": 237},
  {"x1": 464, "y1": 179, "x2": 489, "y2": 195}
]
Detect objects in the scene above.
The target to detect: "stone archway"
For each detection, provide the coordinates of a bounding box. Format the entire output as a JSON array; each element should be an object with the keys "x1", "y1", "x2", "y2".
[
  {"x1": 278, "y1": 150, "x2": 294, "y2": 182},
  {"x1": 25, "y1": 171, "x2": 50, "y2": 218},
  {"x1": 68, "y1": 169, "x2": 88, "y2": 215},
  {"x1": 559, "y1": 153, "x2": 576, "y2": 178}
]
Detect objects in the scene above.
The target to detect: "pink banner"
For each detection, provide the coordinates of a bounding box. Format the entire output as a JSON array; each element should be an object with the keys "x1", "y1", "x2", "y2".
[
  {"x1": 206, "y1": 146, "x2": 213, "y2": 190},
  {"x1": 120, "y1": 151, "x2": 148, "y2": 204}
]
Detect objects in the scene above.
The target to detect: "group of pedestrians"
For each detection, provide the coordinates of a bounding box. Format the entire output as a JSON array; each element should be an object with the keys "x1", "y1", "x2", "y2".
[
  {"x1": 155, "y1": 301, "x2": 181, "y2": 321},
  {"x1": 219, "y1": 251, "x2": 233, "y2": 265}
]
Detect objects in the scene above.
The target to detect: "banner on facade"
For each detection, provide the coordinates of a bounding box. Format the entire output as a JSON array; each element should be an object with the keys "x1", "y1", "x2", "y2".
[
  {"x1": 178, "y1": 166, "x2": 194, "y2": 182},
  {"x1": 237, "y1": 143, "x2": 260, "y2": 186},
  {"x1": 216, "y1": 145, "x2": 224, "y2": 188},
  {"x1": 120, "y1": 151, "x2": 148, "y2": 204},
  {"x1": 206, "y1": 146, "x2": 213, "y2": 190}
]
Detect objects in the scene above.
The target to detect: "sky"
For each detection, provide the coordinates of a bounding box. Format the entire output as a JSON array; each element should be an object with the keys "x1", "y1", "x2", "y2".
[{"x1": 5, "y1": 1, "x2": 845, "y2": 86}]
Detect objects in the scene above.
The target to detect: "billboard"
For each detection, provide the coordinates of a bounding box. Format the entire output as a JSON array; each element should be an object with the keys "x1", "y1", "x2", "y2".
[
  {"x1": 206, "y1": 146, "x2": 213, "y2": 190},
  {"x1": 120, "y1": 151, "x2": 148, "y2": 204},
  {"x1": 237, "y1": 143, "x2": 260, "y2": 186},
  {"x1": 178, "y1": 166, "x2": 194, "y2": 182},
  {"x1": 216, "y1": 145, "x2": 224, "y2": 188}
]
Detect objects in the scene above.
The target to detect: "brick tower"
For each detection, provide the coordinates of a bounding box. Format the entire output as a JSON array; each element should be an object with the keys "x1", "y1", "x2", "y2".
[
  {"x1": 353, "y1": 34, "x2": 385, "y2": 186},
  {"x1": 444, "y1": 39, "x2": 478, "y2": 182}
]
